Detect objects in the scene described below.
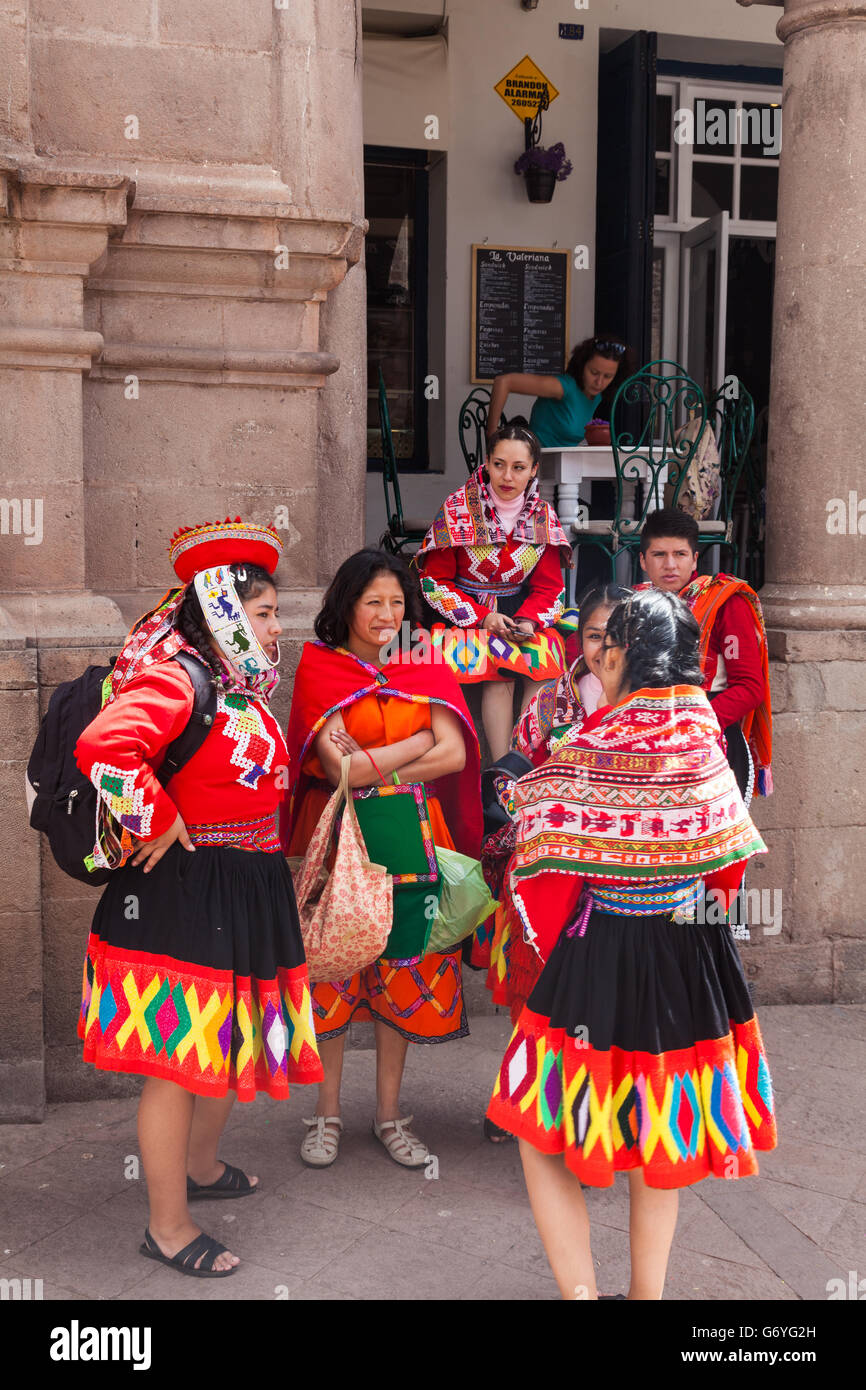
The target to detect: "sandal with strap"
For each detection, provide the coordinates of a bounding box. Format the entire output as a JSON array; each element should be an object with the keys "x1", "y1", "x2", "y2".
[
  {"x1": 372, "y1": 1114, "x2": 429, "y2": 1169},
  {"x1": 300, "y1": 1115, "x2": 343, "y2": 1167},
  {"x1": 187, "y1": 1161, "x2": 258, "y2": 1201},
  {"x1": 139, "y1": 1226, "x2": 237, "y2": 1278},
  {"x1": 483, "y1": 1116, "x2": 516, "y2": 1144}
]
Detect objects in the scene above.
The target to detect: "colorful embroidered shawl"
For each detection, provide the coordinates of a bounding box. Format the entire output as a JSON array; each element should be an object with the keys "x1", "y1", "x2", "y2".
[
  {"x1": 417, "y1": 468, "x2": 571, "y2": 561},
  {"x1": 512, "y1": 658, "x2": 588, "y2": 766},
  {"x1": 679, "y1": 572, "x2": 772, "y2": 791},
  {"x1": 283, "y1": 640, "x2": 482, "y2": 859},
  {"x1": 511, "y1": 685, "x2": 766, "y2": 883}
]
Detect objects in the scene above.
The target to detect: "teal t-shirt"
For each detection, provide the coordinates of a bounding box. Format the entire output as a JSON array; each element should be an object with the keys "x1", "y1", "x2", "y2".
[{"x1": 528, "y1": 374, "x2": 602, "y2": 447}]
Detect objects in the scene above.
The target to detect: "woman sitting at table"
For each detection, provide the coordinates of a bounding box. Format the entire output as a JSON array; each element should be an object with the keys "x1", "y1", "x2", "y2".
[
  {"x1": 486, "y1": 334, "x2": 636, "y2": 449},
  {"x1": 416, "y1": 423, "x2": 572, "y2": 762}
]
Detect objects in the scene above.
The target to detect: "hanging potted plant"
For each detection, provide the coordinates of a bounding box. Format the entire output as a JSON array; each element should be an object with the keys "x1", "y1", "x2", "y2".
[{"x1": 514, "y1": 142, "x2": 573, "y2": 204}]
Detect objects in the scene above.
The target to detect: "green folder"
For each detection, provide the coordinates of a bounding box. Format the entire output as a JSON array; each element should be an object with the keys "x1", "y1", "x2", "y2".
[{"x1": 352, "y1": 783, "x2": 442, "y2": 959}]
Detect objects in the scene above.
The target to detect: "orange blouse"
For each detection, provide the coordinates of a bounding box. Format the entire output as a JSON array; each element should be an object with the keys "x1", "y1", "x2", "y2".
[{"x1": 288, "y1": 692, "x2": 455, "y2": 857}]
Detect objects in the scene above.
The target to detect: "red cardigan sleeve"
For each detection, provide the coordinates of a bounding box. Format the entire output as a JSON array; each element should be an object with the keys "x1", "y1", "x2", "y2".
[
  {"x1": 418, "y1": 546, "x2": 490, "y2": 625},
  {"x1": 75, "y1": 663, "x2": 195, "y2": 841},
  {"x1": 512, "y1": 871, "x2": 586, "y2": 963},
  {"x1": 514, "y1": 544, "x2": 565, "y2": 628},
  {"x1": 703, "y1": 860, "x2": 747, "y2": 914},
  {"x1": 706, "y1": 595, "x2": 765, "y2": 729}
]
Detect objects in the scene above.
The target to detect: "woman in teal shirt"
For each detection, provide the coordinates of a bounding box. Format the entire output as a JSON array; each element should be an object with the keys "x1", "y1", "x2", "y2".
[{"x1": 486, "y1": 335, "x2": 635, "y2": 448}]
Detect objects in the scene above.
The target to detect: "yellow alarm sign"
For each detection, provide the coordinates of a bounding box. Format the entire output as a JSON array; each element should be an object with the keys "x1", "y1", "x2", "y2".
[{"x1": 495, "y1": 55, "x2": 560, "y2": 121}]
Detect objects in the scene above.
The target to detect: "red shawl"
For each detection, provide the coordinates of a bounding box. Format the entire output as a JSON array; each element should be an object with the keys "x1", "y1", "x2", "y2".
[
  {"x1": 283, "y1": 641, "x2": 482, "y2": 859},
  {"x1": 680, "y1": 572, "x2": 772, "y2": 788},
  {"x1": 635, "y1": 574, "x2": 772, "y2": 791}
]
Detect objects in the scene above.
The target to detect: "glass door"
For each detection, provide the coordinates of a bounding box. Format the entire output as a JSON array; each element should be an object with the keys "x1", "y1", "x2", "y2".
[
  {"x1": 679, "y1": 210, "x2": 729, "y2": 400},
  {"x1": 364, "y1": 148, "x2": 429, "y2": 470}
]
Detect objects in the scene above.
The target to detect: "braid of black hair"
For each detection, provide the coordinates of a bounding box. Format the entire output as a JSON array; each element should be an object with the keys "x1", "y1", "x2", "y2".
[
  {"x1": 606, "y1": 589, "x2": 702, "y2": 692},
  {"x1": 176, "y1": 586, "x2": 223, "y2": 685},
  {"x1": 576, "y1": 581, "x2": 633, "y2": 642}
]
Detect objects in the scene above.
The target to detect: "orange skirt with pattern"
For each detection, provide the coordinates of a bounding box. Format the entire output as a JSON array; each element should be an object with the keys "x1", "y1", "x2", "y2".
[{"x1": 288, "y1": 693, "x2": 467, "y2": 1044}]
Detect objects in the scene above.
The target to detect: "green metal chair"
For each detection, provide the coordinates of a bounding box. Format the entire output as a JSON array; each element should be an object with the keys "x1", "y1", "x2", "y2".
[
  {"x1": 457, "y1": 387, "x2": 508, "y2": 474},
  {"x1": 377, "y1": 370, "x2": 429, "y2": 555},
  {"x1": 698, "y1": 380, "x2": 756, "y2": 574},
  {"x1": 569, "y1": 360, "x2": 709, "y2": 582}
]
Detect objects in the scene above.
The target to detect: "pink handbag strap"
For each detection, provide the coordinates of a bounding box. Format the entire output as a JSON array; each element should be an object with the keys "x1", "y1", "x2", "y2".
[{"x1": 294, "y1": 755, "x2": 355, "y2": 909}]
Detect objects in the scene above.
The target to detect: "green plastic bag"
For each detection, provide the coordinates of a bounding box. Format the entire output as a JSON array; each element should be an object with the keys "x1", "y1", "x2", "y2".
[{"x1": 426, "y1": 845, "x2": 496, "y2": 955}]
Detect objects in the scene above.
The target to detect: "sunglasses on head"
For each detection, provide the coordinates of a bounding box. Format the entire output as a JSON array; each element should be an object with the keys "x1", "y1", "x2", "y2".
[{"x1": 593, "y1": 339, "x2": 626, "y2": 357}]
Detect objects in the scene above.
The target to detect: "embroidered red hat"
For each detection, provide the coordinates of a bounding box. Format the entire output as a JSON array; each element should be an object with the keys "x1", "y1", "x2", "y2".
[{"x1": 169, "y1": 517, "x2": 283, "y2": 582}]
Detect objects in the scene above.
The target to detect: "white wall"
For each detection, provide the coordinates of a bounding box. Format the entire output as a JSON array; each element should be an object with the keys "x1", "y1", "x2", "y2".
[{"x1": 363, "y1": 0, "x2": 781, "y2": 544}]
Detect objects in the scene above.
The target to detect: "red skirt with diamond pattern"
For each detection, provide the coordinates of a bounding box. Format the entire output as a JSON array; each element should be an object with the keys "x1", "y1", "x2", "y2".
[
  {"x1": 79, "y1": 843, "x2": 323, "y2": 1100},
  {"x1": 487, "y1": 902, "x2": 777, "y2": 1188}
]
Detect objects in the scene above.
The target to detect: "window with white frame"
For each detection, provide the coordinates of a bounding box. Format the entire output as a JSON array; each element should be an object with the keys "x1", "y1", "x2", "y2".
[
  {"x1": 651, "y1": 77, "x2": 781, "y2": 367},
  {"x1": 655, "y1": 78, "x2": 781, "y2": 231}
]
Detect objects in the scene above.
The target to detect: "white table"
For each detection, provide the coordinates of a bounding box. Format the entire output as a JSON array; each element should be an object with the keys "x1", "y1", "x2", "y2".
[
  {"x1": 538, "y1": 444, "x2": 668, "y2": 528},
  {"x1": 539, "y1": 444, "x2": 669, "y2": 599}
]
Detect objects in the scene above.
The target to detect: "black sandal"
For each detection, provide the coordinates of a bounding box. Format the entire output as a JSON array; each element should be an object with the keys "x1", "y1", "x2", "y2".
[
  {"x1": 483, "y1": 1117, "x2": 516, "y2": 1144},
  {"x1": 139, "y1": 1227, "x2": 237, "y2": 1278},
  {"x1": 187, "y1": 1161, "x2": 258, "y2": 1201}
]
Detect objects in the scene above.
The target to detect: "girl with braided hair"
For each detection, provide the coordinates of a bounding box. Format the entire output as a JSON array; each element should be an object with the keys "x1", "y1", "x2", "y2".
[
  {"x1": 486, "y1": 588, "x2": 777, "y2": 1299},
  {"x1": 74, "y1": 520, "x2": 323, "y2": 1279}
]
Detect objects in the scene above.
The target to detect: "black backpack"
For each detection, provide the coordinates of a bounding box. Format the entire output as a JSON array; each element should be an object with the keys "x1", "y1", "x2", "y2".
[
  {"x1": 480, "y1": 749, "x2": 533, "y2": 837},
  {"x1": 27, "y1": 651, "x2": 218, "y2": 886}
]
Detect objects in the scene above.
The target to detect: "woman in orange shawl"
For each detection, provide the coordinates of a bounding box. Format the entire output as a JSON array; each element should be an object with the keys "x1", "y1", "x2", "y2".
[{"x1": 284, "y1": 549, "x2": 482, "y2": 1170}]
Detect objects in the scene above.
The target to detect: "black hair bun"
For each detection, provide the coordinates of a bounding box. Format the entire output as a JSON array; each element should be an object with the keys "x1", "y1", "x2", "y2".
[{"x1": 605, "y1": 589, "x2": 702, "y2": 691}]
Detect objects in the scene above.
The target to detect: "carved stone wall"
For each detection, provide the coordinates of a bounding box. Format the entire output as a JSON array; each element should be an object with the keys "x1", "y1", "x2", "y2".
[{"x1": 0, "y1": 1, "x2": 367, "y2": 1117}]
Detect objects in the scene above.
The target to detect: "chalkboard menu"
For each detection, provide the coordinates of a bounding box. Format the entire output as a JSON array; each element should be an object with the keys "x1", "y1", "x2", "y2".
[{"x1": 471, "y1": 244, "x2": 571, "y2": 384}]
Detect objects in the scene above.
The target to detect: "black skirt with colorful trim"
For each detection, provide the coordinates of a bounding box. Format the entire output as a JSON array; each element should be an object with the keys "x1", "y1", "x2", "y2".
[
  {"x1": 486, "y1": 907, "x2": 777, "y2": 1188},
  {"x1": 78, "y1": 843, "x2": 324, "y2": 1100}
]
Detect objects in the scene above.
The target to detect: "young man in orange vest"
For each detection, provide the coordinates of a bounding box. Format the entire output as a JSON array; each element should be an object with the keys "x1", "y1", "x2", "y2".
[{"x1": 638, "y1": 508, "x2": 773, "y2": 939}]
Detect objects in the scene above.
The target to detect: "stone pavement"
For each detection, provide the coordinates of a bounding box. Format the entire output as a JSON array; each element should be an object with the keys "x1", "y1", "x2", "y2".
[{"x1": 0, "y1": 1005, "x2": 864, "y2": 1302}]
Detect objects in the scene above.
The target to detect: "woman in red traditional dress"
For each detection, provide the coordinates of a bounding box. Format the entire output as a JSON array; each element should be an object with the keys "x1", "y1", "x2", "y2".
[
  {"x1": 75, "y1": 520, "x2": 323, "y2": 1279},
  {"x1": 486, "y1": 588, "x2": 777, "y2": 1299},
  {"x1": 284, "y1": 549, "x2": 482, "y2": 1169},
  {"x1": 415, "y1": 424, "x2": 573, "y2": 761}
]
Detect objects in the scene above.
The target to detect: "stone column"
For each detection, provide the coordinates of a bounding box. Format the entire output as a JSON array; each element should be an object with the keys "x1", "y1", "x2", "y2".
[
  {"x1": 0, "y1": 164, "x2": 130, "y2": 1119},
  {"x1": 0, "y1": 0, "x2": 367, "y2": 1111},
  {"x1": 739, "y1": 0, "x2": 866, "y2": 1001}
]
